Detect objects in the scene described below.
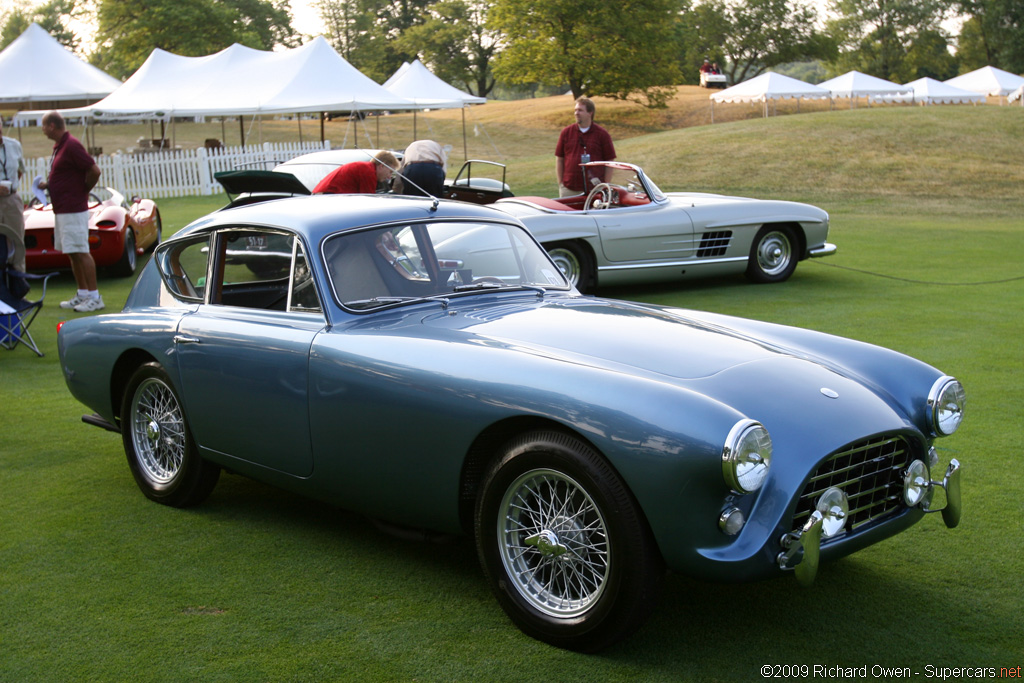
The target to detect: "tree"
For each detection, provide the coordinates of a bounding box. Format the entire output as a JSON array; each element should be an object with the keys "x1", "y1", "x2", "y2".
[
  {"x1": 396, "y1": 0, "x2": 496, "y2": 97},
  {"x1": 956, "y1": 0, "x2": 1024, "y2": 73},
  {"x1": 92, "y1": 0, "x2": 297, "y2": 80},
  {"x1": 317, "y1": 0, "x2": 431, "y2": 82},
  {"x1": 1, "y1": 0, "x2": 83, "y2": 52},
  {"x1": 720, "y1": 0, "x2": 834, "y2": 84},
  {"x1": 676, "y1": 0, "x2": 729, "y2": 85},
  {"x1": 489, "y1": 0, "x2": 682, "y2": 108},
  {"x1": 827, "y1": 0, "x2": 947, "y2": 81}
]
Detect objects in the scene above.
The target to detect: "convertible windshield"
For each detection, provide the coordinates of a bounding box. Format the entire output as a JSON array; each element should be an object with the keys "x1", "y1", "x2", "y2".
[{"x1": 323, "y1": 221, "x2": 569, "y2": 310}]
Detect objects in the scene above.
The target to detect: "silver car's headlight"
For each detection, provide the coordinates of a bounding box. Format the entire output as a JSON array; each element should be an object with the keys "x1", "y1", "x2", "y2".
[
  {"x1": 928, "y1": 377, "x2": 966, "y2": 436},
  {"x1": 722, "y1": 420, "x2": 772, "y2": 493}
]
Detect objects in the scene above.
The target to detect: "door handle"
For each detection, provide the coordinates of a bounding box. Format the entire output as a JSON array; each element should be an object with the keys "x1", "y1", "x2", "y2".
[{"x1": 173, "y1": 335, "x2": 200, "y2": 345}]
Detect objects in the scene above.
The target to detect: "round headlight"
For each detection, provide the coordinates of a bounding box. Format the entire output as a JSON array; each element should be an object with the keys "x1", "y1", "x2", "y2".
[
  {"x1": 903, "y1": 459, "x2": 930, "y2": 506},
  {"x1": 722, "y1": 420, "x2": 772, "y2": 493},
  {"x1": 816, "y1": 487, "x2": 849, "y2": 538},
  {"x1": 928, "y1": 377, "x2": 966, "y2": 436}
]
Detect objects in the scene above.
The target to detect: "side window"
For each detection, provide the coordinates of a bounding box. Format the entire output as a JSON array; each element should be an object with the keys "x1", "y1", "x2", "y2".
[
  {"x1": 288, "y1": 240, "x2": 321, "y2": 313},
  {"x1": 156, "y1": 234, "x2": 210, "y2": 302},
  {"x1": 212, "y1": 229, "x2": 296, "y2": 311}
]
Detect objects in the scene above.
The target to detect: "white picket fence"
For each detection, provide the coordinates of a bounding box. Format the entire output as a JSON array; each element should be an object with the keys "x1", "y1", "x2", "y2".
[{"x1": 22, "y1": 140, "x2": 332, "y2": 199}]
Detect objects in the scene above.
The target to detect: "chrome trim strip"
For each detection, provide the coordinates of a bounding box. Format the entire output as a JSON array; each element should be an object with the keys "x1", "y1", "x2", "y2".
[{"x1": 597, "y1": 256, "x2": 747, "y2": 272}]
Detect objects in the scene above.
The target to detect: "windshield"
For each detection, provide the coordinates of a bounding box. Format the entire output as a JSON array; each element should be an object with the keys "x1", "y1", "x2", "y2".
[{"x1": 323, "y1": 221, "x2": 569, "y2": 311}]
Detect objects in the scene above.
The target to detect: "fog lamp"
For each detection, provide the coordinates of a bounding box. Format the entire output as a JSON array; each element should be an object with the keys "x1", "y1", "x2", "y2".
[
  {"x1": 904, "y1": 459, "x2": 930, "y2": 506},
  {"x1": 816, "y1": 487, "x2": 849, "y2": 538},
  {"x1": 719, "y1": 506, "x2": 746, "y2": 536}
]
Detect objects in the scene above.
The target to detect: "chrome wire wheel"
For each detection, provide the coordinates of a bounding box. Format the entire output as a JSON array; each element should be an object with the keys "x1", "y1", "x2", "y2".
[
  {"x1": 129, "y1": 377, "x2": 186, "y2": 486},
  {"x1": 755, "y1": 229, "x2": 793, "y2": 278},
  {"x1": 547, "y1": 247, "x2": 581, "y2": 287},
  {"x1": 498, "y1": 468, "x2": 610, "y2": 618}
]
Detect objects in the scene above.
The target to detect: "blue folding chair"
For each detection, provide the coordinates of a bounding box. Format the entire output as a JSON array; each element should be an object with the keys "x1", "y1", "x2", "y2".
[{"x1": 1, "y1": 223, "x2": 58, "y2": 357}]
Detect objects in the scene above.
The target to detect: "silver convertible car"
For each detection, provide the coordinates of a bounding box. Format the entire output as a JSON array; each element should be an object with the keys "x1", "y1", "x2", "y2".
[
  {"x1": 57, "y1": 194, "x2": 963, "y2": 652},
  {"x1": 492, "y1": 161, "x2": 836, "y2": 293}
]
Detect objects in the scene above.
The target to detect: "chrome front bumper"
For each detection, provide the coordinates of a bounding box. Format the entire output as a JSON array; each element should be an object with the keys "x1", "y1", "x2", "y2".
[
  {"x1": 777, "y1": 459, "x2": 962, "y2": 585},
  {"x1": 809, "y1": 242, "x2": 837, "y2": 258}
]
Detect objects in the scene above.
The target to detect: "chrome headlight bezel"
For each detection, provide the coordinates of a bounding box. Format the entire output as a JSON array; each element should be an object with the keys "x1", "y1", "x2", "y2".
[
  {"x1": 722, "y1": 420, "x2": 772, "y2": 494},
  {"x1": 928, "y1": 376, "x2": 966, "y2": 437}
]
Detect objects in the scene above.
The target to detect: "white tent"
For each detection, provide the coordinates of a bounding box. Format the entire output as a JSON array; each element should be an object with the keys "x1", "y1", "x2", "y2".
[
  {"x1": 710, "y1": 72, "x2": 830, "y2": 118},
  {"x1": 887, "y1": 78, "x2": 986, "y2": 105},
  {"x1": 24, "y1": 36, "x2": 412, "y2": 121},
  {"x1": 944, "y1": 66, "x2": 1024, "y2": 97},
  {"x1": 1010, "y1": 85, "x2": 1023, "y2": 105},
  {"x1": 818, "y1": 71, "x2": 912, "y2": 99},
  {"x1": 382, "y1": 59, "x2": 486, "y2": 156},
  {"x1": 0, "y1": 23, "x2": 121, "y2": 104},
  {"x1": 382, "y1": 59, "x2": 485, "y2": 108}
]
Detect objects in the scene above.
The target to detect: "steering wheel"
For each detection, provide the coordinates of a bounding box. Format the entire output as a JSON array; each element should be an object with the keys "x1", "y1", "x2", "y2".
[{"x1": 584, "y1": 182, "x2": 620, "y2": 211}]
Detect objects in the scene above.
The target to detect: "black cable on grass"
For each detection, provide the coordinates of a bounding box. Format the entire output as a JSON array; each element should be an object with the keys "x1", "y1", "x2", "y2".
[{"x1": 810, "y1": 260, "x2": 1024, "y2": 286}]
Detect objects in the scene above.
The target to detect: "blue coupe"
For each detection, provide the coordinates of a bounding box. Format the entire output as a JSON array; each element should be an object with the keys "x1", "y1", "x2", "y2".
[{"x1": 57, "y1": 194, "x2": 965, "y2": 651}]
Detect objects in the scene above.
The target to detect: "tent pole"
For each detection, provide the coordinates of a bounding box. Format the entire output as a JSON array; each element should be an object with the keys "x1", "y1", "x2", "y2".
[
  {"x1": 240, "y1": 116, "x2": 245, "y2": 148},
  {"x1": 413, "y1": 111, "x2": 417, "y2": 141},
  {"x1": 297, "y1": 114, "x2": 303, "y2": 144},
  {"x1": 376, "y1": 114, "x2": 380, "y2": 148},
  {"x1": 462, "y1": 107, "x2": 467, "y2": 161},
  {"x1": 320, "y1": 112, "x2": 325, "y2": 144}
]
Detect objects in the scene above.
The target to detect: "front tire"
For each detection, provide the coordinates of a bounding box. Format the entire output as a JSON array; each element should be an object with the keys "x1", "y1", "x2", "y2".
[
  {"x1": 474, "y1": 430, "x2": 664, "y2": 652},
  {"x1": 121, "y1": 363, "x2": 220, "y2": 507},
  {"x1": 746, "y1": 224, "x2": 798, "y2": 283},
  {"x1": 546, "y1": 241, "x2": 595, "y2": 294},
  {"x1": 112, "y1": 228, "x2": 137, "y2": 277}
]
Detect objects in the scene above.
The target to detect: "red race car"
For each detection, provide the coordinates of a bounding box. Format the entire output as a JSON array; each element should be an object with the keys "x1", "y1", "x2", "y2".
[{"x1": 23, "y1": 187, "x2": 162, "y2": 277}]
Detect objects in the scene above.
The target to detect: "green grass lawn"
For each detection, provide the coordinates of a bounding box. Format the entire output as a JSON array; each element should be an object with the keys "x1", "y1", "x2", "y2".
[{"x1": 2, "y1": 107, "x2": 1022, "y2": 681}]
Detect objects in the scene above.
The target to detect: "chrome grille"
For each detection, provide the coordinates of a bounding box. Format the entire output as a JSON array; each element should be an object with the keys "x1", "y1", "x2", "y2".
[
  {"x1": 697, "y1": 231, "x2": 732, "y2": 258},
  {"x1": 792, "y1": 435, "x2": 913, "y2": 536}
]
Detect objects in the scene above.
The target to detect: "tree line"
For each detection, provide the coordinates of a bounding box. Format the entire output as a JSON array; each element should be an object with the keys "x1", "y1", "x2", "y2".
[{"x1": 2, "y1": 0, "x2": 1021, "y2": 108}]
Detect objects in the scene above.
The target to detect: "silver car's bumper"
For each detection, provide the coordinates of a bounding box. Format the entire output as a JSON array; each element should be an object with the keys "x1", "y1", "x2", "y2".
[{"x1": 809, "y1": 242, "x2": 837, "y2": 258}]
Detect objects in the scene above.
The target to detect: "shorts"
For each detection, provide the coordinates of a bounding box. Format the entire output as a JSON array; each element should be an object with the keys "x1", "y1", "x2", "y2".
[{"x1": 54, "y1": 211, "x2": 91, "y2": 254}]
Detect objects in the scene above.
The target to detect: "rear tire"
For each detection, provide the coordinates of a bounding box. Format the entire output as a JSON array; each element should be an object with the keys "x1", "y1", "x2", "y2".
[
  {"x1": 474, "y1": 430, "x2": 664, "y2": 652},
  {"x1": 546, "y1": 241, "x2": 595, "y2": 294},
  {"x1": 112, "y1": 228, "x2": 137, "y2": 277},
  {"x1": 121, "y1": 363, "x2": 220, "y2": 507}
]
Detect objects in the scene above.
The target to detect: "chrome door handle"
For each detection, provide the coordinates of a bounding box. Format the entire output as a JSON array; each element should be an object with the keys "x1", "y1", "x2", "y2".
[{"x1": 173, "y1": 335, "x2": 200, "y2": 344}]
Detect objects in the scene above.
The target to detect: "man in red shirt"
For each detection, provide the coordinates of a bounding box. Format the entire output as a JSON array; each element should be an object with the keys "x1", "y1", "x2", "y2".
[
  {"x1": 555, "y1": 97, "x2": 616, "y2": 197},
  {"x1": 313, "y1": 150, "x2": 399, "y2": 194},
  {"x1": 39, "y1": 111, "x2": 104, "y2": 313}
]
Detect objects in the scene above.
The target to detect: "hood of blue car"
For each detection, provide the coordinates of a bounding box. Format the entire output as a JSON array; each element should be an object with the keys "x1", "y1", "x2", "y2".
[{"x1": 418, "y1": 295, "x2": 791, "y2": 381}]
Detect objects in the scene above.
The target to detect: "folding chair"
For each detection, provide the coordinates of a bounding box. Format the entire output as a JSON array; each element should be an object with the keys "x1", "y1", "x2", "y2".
[{"x1": 1, "y1": 223, "x2": 57, "y2": 357}]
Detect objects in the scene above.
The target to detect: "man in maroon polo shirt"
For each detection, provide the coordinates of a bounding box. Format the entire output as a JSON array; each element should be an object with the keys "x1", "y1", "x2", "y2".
[
  {"x1": 555, "y1": 97, "x2": 616, "y2": 198},
  {"x1": 39, "y1": 111, "x2": 104, "y2": 312}
]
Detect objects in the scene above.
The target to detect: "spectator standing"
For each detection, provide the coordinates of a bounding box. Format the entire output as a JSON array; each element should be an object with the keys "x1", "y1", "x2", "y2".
[
  {"x1": 0, "y1": 118, "x2": 26, "y2": 272},
  {"x1": 555, "y1": 97, "x2": 616, "y2": 197},
  {"x1": 393, "y1": 140, "x2": 446, "y2": 197},
  {"x1": 313, "y1": 150, "x2": 399, "y2": 195},
  {"x1": 38, "y1": 111, "x2": 104, "y2": 312}
]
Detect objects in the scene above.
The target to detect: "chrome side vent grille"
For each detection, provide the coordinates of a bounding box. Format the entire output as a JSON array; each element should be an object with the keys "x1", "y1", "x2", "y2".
[
  {"x1": 792, "y1": 435, "x2": 913, "y2": 537},
  {"x1": 697, "y1": 231, "x2": 732, "y2": 258}
]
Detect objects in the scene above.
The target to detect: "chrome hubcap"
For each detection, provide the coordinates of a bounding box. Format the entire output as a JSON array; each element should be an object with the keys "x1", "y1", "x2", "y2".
[
  {"x1": 547, "y1": 248, "x2": 580, "y2": 286},
  {"x1": 757, "y1": 232, "x2": 792, "y2": 276},
  {"x1": 131, "y1": 378, "x2": 185, "y2": 485},
  {"x1": 498, "y1": 469, "x2": 610, "y2": 617}
]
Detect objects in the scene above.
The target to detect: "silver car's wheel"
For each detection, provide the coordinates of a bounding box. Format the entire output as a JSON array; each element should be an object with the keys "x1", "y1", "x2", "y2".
[
  {"x1": 121, "y1": 363, "x2": 219, "y2": 507},
  {"x1": 747, "y1": 225, "x2": 798, "y2": 283},
  {"x1": 498, "y1": 468, "x2": 610, "y2": 618},
  {"x1": 546, "y1": 241, "x2": 594, "y2": 293},
  {"x1": 475, "y1": 430, "x2": 664, "y2": 652}
]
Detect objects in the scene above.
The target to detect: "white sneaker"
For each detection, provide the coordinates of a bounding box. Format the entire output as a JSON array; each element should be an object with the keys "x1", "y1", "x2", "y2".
[
  {"x1": 73, "y1": 296, "x2": 105, "y2": 313},
  {"x1": 60, "y1": 294, "x2": 88, "y2": 309}
]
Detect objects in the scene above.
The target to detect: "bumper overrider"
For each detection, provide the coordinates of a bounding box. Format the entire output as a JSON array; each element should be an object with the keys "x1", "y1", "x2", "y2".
[
  {"x1": 718, "y1": 376, "x2": 966, "y2": 586},
  {"x1": 777, "y1": 458, "x2": 962, "y2": 585}
]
